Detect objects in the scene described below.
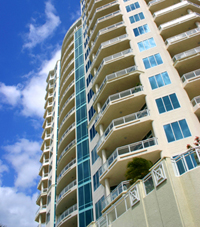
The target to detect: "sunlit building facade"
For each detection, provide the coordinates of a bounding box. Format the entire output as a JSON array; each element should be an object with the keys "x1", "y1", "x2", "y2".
[{"x1": 36, "y1": 0, "x2": 200, "y2": 226}]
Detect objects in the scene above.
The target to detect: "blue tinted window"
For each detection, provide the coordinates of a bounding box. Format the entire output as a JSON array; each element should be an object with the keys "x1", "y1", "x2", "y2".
[
  {"x1": 143, "y1": 53, "x2": 163, "y2": 69},
  {"x1": 95, "y1": 196, "x2": 104, "y2": 219},
  {"x1": 126, "y1": 2, "x2": 140, "y2": 12},
  {"x1": 129, "y1": 12, "x2": 145, "y2": 24},
  {"x1": 91, "y1": 146, "x2": 99, "y2": 164},
  {"x1": 133, "y1": 24, "x2": 150, "y2": 37},
  {"x1": 149, "y1": 72, "x2": 171, "y2": 90},
  {"x1": 93, "y1": 169, "x2": 100, "y2": 191},
  {"x1": 138, "y1": 37, "x2": 156, "y2": 52},
  {"x1": 90, "y1": 124, "x2": 97, "y2": 141}
]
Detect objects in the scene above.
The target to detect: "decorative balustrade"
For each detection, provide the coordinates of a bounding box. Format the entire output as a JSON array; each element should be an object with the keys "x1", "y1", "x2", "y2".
[
  {"x1": 58, "y1": 123, "x2": 75, "y2": 148},
  {"x1": 173, "y1": 46, "x2": 200, "y2": 62}
]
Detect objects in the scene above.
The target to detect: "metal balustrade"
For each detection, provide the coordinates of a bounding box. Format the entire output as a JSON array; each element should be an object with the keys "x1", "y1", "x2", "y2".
[
  {"x1": 36, "y1": 188, "x2": 48, "y2": 201},
  {"x1": 102, "y1": 181, "x2": 130, "y2": 209},
  {"x1": 35, "y1": 205, "x2": 47, "y2": 216},
  {"x1": 93, "y1": 65, "x2": 138, "y2": 102},
  {"x1": 61, "y1": 41, "x2": 74, "y2": 65},
  {"x1": 59, "y1": 81, "x2": 74, "y2": 105},
  {"x1": 58, "y1": 123, "x2": 75, "y2": 148},
  {"x1": 60, "y1": 69, "x2": 74, "y2": 93},
  {"x1": 56, "y1": 204, "x2": 77, "y2": 227},
  {"x1": 59, "y1": 93, "x2": 75, "y2": 117},
  {"x1": 173, "y1": 46, "x2": 200, "y2": 62},
  {"x1": 181, "y1": 68, "x2": 200, "y2": 82},
  {"x1": 165, "y1": 27, "x2": 200, "y2": 45},
  {"x1": 61, "y1": 49, "x2": 74, "y2": 71},
  {"x1": 57, "y1": 180, "x2": 77, "y2": 204},
  {"x1": 57, "y1": 158, "x2": 76, "y2": 182},
  {"x1": 62, "y1": 59, "x2": 74, "y2": 78},
  {"x1": 191, "y1": 96, "x2": 200, "y2": 107},
  {"x1": 99, "y1": 137, "x2": 158, "y2": 177},
  {"x1": 148, "y1": 0, "x2": 164, "y2": 7},
  {"x1": 95, "y1": 85, "x2": 143, "y2": 124},
  {"x1": 59, "y1": 107, "x2": 75, "y2": 133}
]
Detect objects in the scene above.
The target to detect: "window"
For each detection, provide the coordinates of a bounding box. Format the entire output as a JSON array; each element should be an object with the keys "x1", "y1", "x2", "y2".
[
  {"x1": 88, "y1": 105, "x2": 96, "y2": 121},
  {"x1": 156, "y1": 93, "x2": 180, "y2": 114},
  {"x1": 138, "y1": 37, "x2": 156, "y2": 52},
  {"x1": 126, "y1": 2, "x2": 140, "y2": 12},
  {"x1": 143, "y1": 53, "x2": 163, "y2": 69},
  {"x1": 85, "y1": 59, "x2": 92, "y2": 73},
  {"x1": 90, "y1": 124, "x2": 97, "y2": 141},
  {"x1": 133, "y1": 24, "x2": 150, "y2": 37},
  {"x1": 46, "y1": 212, "x2": 50, "y2": 224},
  {"x1": 91, "y1": 145, "x2": 99, "y2": 164},
  {"x1": 87, "y1": 89, "x2": 94, "y2": 103},
  {"x1": 149, "y1": 71, "x2": 171, "y2": 90},
  {"x1": 129, "y1": 12, "x2": 145, "y2": 24},
  {"x1": 95, "y1": 196, "x2": 104, "y2": 219},
  {"x1": 164, "y1": 119, "x2": 191, "y2": 143},
  {"x1": 86, "y1": 74, "x2": 93, "y2": 87},
  {"x1": 93, "y1": 169, "x2": 100, "y2": 191}
]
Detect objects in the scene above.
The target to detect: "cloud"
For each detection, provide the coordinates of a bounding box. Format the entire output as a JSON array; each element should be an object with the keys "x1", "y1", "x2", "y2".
[
  {"x1": 0, "y1": 187, "x2": 38, "y2": 227},
  {"x1": 70, "y1": 9, "x2": 81, "y2": 21},
  {"x1": 3, "y1": 138, "x2": 41, "y2": 189},
  {"x1": 23, "y1": 1, "x2": 61, "y2": 49},
  {"x1": 0, "y1": 49, "x2": 61, "y2": 118},
  {"x1": 0, "y1": 160, "x2": 9, "y2": 186}
]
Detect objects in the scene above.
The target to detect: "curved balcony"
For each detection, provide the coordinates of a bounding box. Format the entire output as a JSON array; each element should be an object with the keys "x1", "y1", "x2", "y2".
[
  {"x1": 38, "y1": 158, "x2": 50, "y2": 176},
  {"x1": 35, "y1": 205, "x2": 47, "y2": 222},
  {"x1": 173, "y1": 46, "x2": 200, "y2": 75},
  {"x1": 61, "y1": 49, "x2": 74, "y2": 74},
  {"x1": 36, "y1": 188, "x2": 48, "y2": 205},
  {"x1": 56, "y1": 180, "x2": 77, "y2": 215},
  {"x1": 61, "y1": 40, "x2": 74, "y2": 66},
  {"x1": 191, "y1": 96, "x2": 200, "y2": 120},
  {"x1": 93, "y1": 66, "x2": 142, "y2": 109},
  {"x1": 56, "y1": 159, "x2": 76, "y2": 194},
  {"x1": 40, "y1": 146, "x2": 50, "y2": 163},
  {"x1": 159, "y1": 12, "x2": 200, "y2": 39},
  {"x1": 97, "y1": 109, "x2": 153, "y2": 156},
  {"x1": 59, "y1": 81, "x2": 74, "y2": 107},
  {"x1": 59, "y1": 93, "x2": 75, "y2": 122},
  {"x1": 60, "y1": 59, "x2": 74, "y2": 83},
  {"x1": 95, "y1": 86, "x2": 146, "y2": 129},
  {"x1": 61, "y1": 33, "x2": 74, "y2": 58},
  {"x1": 37, "y1": 173, "x2": 48, "y2": 190},
  {"x1": 91, "y1": 48, "x2": 134, "y2": 87},
  {"x1": 99, "y1": 138, "x2": 161, "y2": 186},
  {"x1": 181, "y1": 69, "x2": 200, "y2": 99},
  {"x1": 60, "y1": 69, "x2": 74, "y2": 96},
  {"x1": 56, "y1": 204, "x2": 77, "y2": 227}
]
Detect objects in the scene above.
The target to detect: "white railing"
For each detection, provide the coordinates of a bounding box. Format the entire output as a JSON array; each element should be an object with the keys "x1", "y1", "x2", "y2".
[
  {"x1": 61, "y1": 50, "x2": 74, "y2": 72},
  {"x1": 35, "y1": 205, "x2": 47, "y2": 216},
  {"x1": 191, "y1": 96, "x2": 200, "y2": 107},
  {"x1": 99, "y1": 137, "x2": 158, "y2": 177},
  {"x1": 181, "y1": 68, "x2": 200, "y2": 83},
  {"x1": 36, "y1": 188, "x2": 48, "y2": 201},
  {"x1": 44, "y1": 134, "x2": 51, "y2": 140},
  {"x1": 148, "y1": 0, "x2": 164, "y2": 7},
  {"x1": 56, "y1": 204, "x2": 77, "y2": 227},
  {"x1": 59, "y1": 93, "x2": 75, "y2": 117},
  {"x1": 165, "y1": 27, "x2": 200, "y2": 45},
  {"x1": 95, "y1": 85, "x2": 143, "y2": 124},
  {"x1": 59, "y1": 107, "x2": 75, "y2": 133},
  {"x1": 57, "y1": 139, "x2": 76, "y2": 164},
  {"x1": 57, "y1": 158, "x2": 76, "y2": 182},
  {"x1": 60, "y1": 69, "x2": 74, "y2": 93},
  {"x1": 61, "y1": 41, "x2": 74, "y2": 65},
  {"x1": 159, "y1": 12, "x2": 200, "y2": 30},
  {"x1": 93, "y1": 65, "x2": 138, "y2": 103},
  {"x1": 58, "y1": 123, "x2": 75, "y2": 148},
  {"x1": 46, "y1": 112, "x2": 52, "y2": 117},
  {"x1": 93, "y1": 48, "x2": 133, "y2": 85},
  {"x1": 62, "y1": 59, "x2": 74, "y2": 79},
  {"x1": 60, "y1": 81, "x2": 74, "y2": 105},
  {"x1": 173, "y1": 46, "x2": 200, "y2": 62},
  {"x1": 102, "y1": 181, "x2": 130, "y2": 209},
  {"x1": 57, "y1": 180, "x2": 77, "y2": 204},
  {"x1": 97, "y1": 109, "x2": 150, "y2": 149}
]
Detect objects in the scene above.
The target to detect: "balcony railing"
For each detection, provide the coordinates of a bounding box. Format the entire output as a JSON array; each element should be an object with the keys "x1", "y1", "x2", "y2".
[
  {"x1": 58, "y1": 123, "x2": 75, "y2": 148},
  {"x1": 191, "y1": 96, "x2": 200, "y2": 107},
  {"x1": 95, "y1": 85, "x2": 143, "y2": 124},
  {"x1": 56, "y1": 204, "x2": 77, "y2": 227},
  {"x1": 181, "y1": 68, "x2": 200, "y2": 83},
  {"x1": 62, "y1": 59, "x2": 74, "y2": 78},
  {"x1": 60, "y1": 69, "x2": 74, "y2": 93},
  {"x1": 57, "y1": 158, "x2": 76, "y2": 183},
  {"x1": 59, "y1": 107, "x2": 75, "y2": 133},
  {"x1": 59, "y1": 93, "x2": 75, "y2": 117},
  {"x1": 35, "y1": 205, "x2": 47, "y2": 216},
  {"x1": 148, "y1": 0, "x2": 164, "y2": 7},
  {"x1": 102, "y1": 181, "x2": 130, "y2": 209},
  {"x1": 97, "y1": 109, "x2": 150, "y2": 149},
  {"x1": 99, "y1": 137, "x2": 158, "y2": 177},
  {"x1": 93, "y1": 65, "x2": 138, "y2": 103},
  {"x1": 173, "y1": 46, "x2": 200, "y2": 62},
  {"x1": 165, "y1": 27, "x2": 200, "y2": 45},
  {"x1": 57, "y1": 180, "x2": 77, "y2": 204},
  {"x1": 36, "y1": 188, "x2": 48, "y2": 201},
  {"x1": 57, "y1": 139, "x2": 76, "y2": 164},
  {"x1": 59, "y1": 81, "x2": 74, "y2": 105}
]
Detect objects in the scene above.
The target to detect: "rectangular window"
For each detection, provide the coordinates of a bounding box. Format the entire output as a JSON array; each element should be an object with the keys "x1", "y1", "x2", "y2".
[
  {"x1": 143, "y1": 53, "x2": 163, "y2": 69},
  {"x1": 93, "y1": 169, "x2": 100, "y2": 191},
  {"x1": 95, "y1": 196, "x2": 104, "y2": 220},
  {"x1": 88, "y1": 105, "x2": 96, "y2": 121},
  {"x1": 90, "y1": 124, "x2": 97, "y2": 141},
  {"x1": 91, "y1": 145, "x2": 99, "y2": 164},
  {"x1": 149, "y1": 71, "x2": 171, "y2": 90},
  {"x1": 86, "y1": 74, "x2": 93, "y2": 87},
  {"x1": 133, "y1": 24, "x2": 150, "y2": 37},
  {"x1": 156, "y1": 93, "x2": 180, "y2": 114},
  {"x1": 87, "y1": 89, "x2": 94, "y2": 103},
  {"x1": 126, "y1": 2, "x2": 140, "y2": 12},
  {"x1": 138, "y1": 37, "x2": 156, "y2": 52},
  {"x1": 129, "y1": 12, "x2": 144, "y2": 24},
  {"x1": 164, "y1": 119, "x2": 191, "y2": 143}
]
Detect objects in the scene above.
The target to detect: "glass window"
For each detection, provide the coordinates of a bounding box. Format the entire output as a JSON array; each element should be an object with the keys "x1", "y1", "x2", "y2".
[
  {"x1": 129, "y1": 12, "x2": 144, "y2": 24},
  {"x1": 137, "y1": 37, "x2": 156, "y2": 52},
  {"x1": 133, "y1": 24, "x2": 150, "y2": 37},
  {"x1": 149, "y1": 72, "x2": 171, "y2": 89},
  {"x1": 126, "y1": 2, "x2": 140, "y2": 13},
  {"x1": 143, "y1": 53, "x2": 163, "y2": 69}
]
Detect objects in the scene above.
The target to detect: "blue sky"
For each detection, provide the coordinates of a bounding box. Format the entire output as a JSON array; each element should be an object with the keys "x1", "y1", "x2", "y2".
[{"x1": 0, "y1": 1, "x2": 80, "y2": 226}]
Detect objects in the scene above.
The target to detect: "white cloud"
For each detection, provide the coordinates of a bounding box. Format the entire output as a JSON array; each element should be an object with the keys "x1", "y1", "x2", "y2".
[
  {"x1": 0, "y1": 187, "x2": 38, "y2": 227},
  {"x1": 23, "y1": 1, "x2": 61, "y2": 49},
  {"x1": 70, "y1": 9, "x2": 81, "y2": 21},
  {"x1": 0, "y1": 160, "x2": 9, "y2": 186},
  {"x1": 3, "y1": 138, "x2": 41, "y2": 189}
]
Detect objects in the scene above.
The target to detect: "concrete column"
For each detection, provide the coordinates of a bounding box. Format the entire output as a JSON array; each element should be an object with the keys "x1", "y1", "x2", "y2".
[
  {"x1": 105, "y1": 178, "x2": 110, "y2": 196},
  {"x1": 187, "y1": 9, "x2": 193, "y2": 14},
  {"x1": 99, "y1": 124, "x2": 104, "y2": 136},
  {"x1": 41, "y1": 182, "x2": 44, "y2": 192},
  {"x1": 92, "y1": 54, "x2": 95, "y2": 61},
  {"x1": 39, "y1": 215, "x2": 41, "y2": 226},
  {"x1": 94, "y1": 68, "x2": 97, "y2": 75},
  {"x1": 102, "y1": 149, "x2": 107, "y2": 164},
  {"x1": 97, "y1": 103, "x2": 101, "y2": 113},
  {"x1": 95, "y1": 84, "x2": 99, "y2": 93},
  {"x1": 196, "y1": 22, "x2": 200, "y2": 28}
]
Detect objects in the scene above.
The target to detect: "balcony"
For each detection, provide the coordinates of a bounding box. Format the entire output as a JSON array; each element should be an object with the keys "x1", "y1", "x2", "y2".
[
  {"x1": 59, "y1": 81, "x2": 74, "y2": 107},
  {"x1": 37, "y1": 173, "x2": 48, "y2": 190},
  {"x1": 91, "y1": 48, "x2": 134, "y2": 87},
  {"x1": 60, "y1": 69, "x2": 74, "y2": 96},
  {"x1": 99, "y1": 138, "x2": 160, "y2": 186},
  {"x1": 56, "y1": 204, "x2": 77, "y2": 227},
  {"x1": 35, "y1": 205, "x2": 47, "y2": 222},
  {"x1": 95, "y1": 86, "x2": 146, "y2": 130},
  {"x1": 173, "y1": 46, "x2": 200, "y2": 75},
  {"x1": 159, "y1": 12, "x2": 200, "y2": 39},
  {"x1": 36, "y1": 188, "x2": 48, "y2": 205},
  {"x1": 165, "y1": 27, "x2": 200, "y2": 56},
  {"x1": 191, "y1": 96, "x2": 200, "y2": 120},
  {"x1": 148, "y1": 0, "x2": 181, "y2": 13},
  {"x1": 56, "y1": 159, "x2": 76, "y2": 194},
  {"x1": 38, "y1": 158, "x2": 50, "y2": 176},
  {"x1": 56, "y1": 180, "x2": 77, "y2": 215},
  {"x1": 40, "y1": 146, "x2": 50, "y2": 162},
  {"x1": 59, "y1": 93, "x2": 75, "y2": 122},
  {"x1": 61, "y1": 49, "x2": 74, "y2": 74},
  {"x1": 61, "y1": 40, "x2": 74, "y2": 66},
  {"x1": 93, "y1": 66, "x2": 141, "y2": 108},
  {"x1": 102, "y1": 181, "x2": 130, "y2": 211},
  {"x1": 61, "y1": 59, "x2": 74, "y2": 83},
  {"x1": 181, "y1": 69, "x2": 200, "y2": 99}
]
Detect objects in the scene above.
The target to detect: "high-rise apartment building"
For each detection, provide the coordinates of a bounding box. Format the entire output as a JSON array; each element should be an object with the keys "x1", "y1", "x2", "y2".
[{"x1": 36, "y1": 0, "x2": 200, "y2": 226}]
